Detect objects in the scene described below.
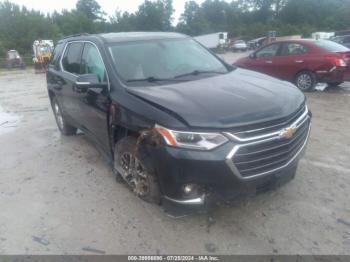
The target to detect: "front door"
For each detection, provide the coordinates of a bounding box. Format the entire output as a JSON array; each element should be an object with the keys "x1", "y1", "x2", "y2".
[
  {"x1": 252, "y1": 43, "x2": 282, "y2": 78},
  {"x1": 78, "y1": 42, "x2": 110, "y2": 150}
]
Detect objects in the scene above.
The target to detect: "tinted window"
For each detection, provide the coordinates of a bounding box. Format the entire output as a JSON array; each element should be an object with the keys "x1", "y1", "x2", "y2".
[
  {"x1": 51, "y1": 43, "x2": 64, "y2": 71},
  {"x1": 62, "y1": 42, "x2": 84, "y2": 74},
  {"x1": 281, "y1": 43, "x2": 308, "y2": 56},
  {"x1": 314, "y1": 40, "x2": 349, "y2": 52},
  {"x1": 81, "y1": 43, "x2": 106, "y2": 82},
  {"x1": 256, "y1": 43, "x2": 280, "y2": 58},
  {"x1": 109, "y1": 38, "x2": 228, "y2": 83}
]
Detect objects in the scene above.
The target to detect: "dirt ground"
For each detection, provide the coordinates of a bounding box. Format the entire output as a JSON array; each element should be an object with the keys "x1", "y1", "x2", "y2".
[{"x1": 0, "y1": 52, "x2": 350, "y2": 255}]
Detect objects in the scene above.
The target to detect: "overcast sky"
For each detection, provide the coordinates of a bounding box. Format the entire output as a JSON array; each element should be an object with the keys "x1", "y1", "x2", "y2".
[{"x1": 4, "y1": 0, "x2": 208, "y2": 23}]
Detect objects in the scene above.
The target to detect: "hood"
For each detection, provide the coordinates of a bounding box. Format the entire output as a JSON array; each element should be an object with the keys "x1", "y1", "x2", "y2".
[{"x1": 127, "y1": 68, "x2": 305, "y2": 129}]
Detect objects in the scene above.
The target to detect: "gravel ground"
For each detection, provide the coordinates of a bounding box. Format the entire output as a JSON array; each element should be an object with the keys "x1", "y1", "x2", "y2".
[{"x1": 0, "y1": 53, "x2": 350, "y2": 255}]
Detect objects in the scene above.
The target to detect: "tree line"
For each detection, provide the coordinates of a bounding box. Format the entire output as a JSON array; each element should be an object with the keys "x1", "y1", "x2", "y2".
[{"x1": 1, "y1": 0, "x2": 350, "y2": 57}]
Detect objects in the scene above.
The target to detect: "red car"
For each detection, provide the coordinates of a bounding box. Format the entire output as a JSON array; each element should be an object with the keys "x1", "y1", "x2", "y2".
[{"x1": 235, "y1": 39, "x2": 350, "y2": 91}]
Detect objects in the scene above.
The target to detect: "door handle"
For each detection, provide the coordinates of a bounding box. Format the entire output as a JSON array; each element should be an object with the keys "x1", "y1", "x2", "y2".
[
  {"x1": 295, "y1": 60, "x2": 304, "y2": 63},
  {"x1": 265, "y1": 61, "x2": 273, "y2": 64}
]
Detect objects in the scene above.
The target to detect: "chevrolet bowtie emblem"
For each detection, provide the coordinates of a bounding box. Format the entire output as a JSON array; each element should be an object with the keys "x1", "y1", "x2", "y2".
[{"x1": 279, "y1": 127, "x2": 297, "y2": 139}]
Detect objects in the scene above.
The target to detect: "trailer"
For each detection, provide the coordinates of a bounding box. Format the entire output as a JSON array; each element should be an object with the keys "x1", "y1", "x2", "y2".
[{"x1": 194, "y1": 32, "x2": 228, "y2": 49}]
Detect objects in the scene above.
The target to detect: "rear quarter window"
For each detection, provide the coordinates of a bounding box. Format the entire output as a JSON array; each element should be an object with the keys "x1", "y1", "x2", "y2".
[{"x1": 51, "y1": 43, "x2": 64, "y2": 71}]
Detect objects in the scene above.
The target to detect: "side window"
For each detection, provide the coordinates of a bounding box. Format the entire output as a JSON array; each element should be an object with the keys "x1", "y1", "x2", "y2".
[
  {"x1": 281, "y1": 43, "x2": 308, "y2": 56},
  {"x1": 51, "y1": 43, "x2": 64, "y2": 71},
  {"x1": 81, "y1": 43, "x2": 106, "y2": 82},
  {"x1": 256, "y1": 44, "x2": 280, "y2": 58},
  {"x1": 344, "y1": 36, "x2": 350, "y2": 43},
  {"x1": 62, "y1": 42, "x2": 84, "y2": 75}
]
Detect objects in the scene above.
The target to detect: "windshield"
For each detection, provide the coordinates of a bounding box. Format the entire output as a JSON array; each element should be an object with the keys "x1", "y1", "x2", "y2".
[
  {"x1": 314, "y1": 40, "x2": 349, "y2": 52},
  {"x1": 108, "y1": 38, "x2": 229, "y2": 84},
  {"x1": 39, "y1": 46, "x2": 51, "y2": 53}
]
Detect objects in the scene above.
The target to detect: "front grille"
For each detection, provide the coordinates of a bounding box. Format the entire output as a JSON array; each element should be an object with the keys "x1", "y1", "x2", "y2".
[
  {"x1": 231, "y1": 116, "x2": 310, "y2": 178},
  {"x1": 233, "y1": 105, "x2": 306, "y2": 140}
]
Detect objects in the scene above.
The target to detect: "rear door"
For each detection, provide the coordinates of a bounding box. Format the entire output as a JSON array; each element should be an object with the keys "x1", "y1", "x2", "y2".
[
  {"x1": 60, "y1": 42, "x2": 84, "y2": 124},
  {"x1": 251, "y1": 43, "x2": 282, "y2": 77},
  {"x1": 274, "y1": 42, "x2": 310, "y2": 81},
  {"x1": 47, "y1": 42, "x2": 66, "y2": 101}
]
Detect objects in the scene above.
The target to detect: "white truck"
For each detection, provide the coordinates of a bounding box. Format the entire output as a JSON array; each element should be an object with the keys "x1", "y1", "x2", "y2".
[{"x1": 194, "y1": 32, "x2": 228, "y2": 49}]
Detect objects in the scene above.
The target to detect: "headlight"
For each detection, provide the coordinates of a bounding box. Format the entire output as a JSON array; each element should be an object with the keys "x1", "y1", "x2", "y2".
[{"x1": 155, "y1": 125, "x2": 228, "y2": 150}]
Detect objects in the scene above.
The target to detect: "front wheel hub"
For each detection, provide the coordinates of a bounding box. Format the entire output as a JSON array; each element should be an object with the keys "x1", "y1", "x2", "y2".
[{"x1": 119, "y1": 152, "x2": 150, "y2": 197}]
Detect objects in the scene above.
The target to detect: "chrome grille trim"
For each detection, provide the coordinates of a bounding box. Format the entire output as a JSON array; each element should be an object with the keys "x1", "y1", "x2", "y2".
[
  {"x1": 225, "y1": 108, "x2": 311, "y2": 180},
  {"x1": 224, "y1": 106, "x2": 309, "y2": 143}
]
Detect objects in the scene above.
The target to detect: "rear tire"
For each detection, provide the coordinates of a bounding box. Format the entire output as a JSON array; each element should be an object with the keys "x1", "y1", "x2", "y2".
[
  {"x1": 114, "y1": 137, "x2": 161, "y2": 204},
  {"x1": 51, "y1": 96, "x2": 77, "y2": 136},
  {"x1": 295, "y1": 71, "x2": 316, "y2": 92}
]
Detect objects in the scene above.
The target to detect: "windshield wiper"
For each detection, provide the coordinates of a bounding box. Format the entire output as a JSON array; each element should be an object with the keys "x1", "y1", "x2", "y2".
[
  {"x1": 126, "y1": 76, "x2": 188, "y2": 83},
  {"x1": 126, "y1": 71, "x2": 226, "y2": 83},
  {"x1": 174, "y1": 70, "x2": 226, "y2": 79}
]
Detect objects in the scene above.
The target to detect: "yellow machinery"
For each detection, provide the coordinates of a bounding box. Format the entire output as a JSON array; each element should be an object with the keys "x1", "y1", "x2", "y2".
[{"x1": 33, "y1": 40, "x2": 53, "y2": 73}]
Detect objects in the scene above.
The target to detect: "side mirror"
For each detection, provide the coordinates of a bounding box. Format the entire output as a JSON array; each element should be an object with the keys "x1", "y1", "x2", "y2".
[
  {"x1": 75, "y1": 74, "x2": 106, "y2": 93},
  {"x1": 249, "y1": 53, "x2": 256, "y2": 59}
]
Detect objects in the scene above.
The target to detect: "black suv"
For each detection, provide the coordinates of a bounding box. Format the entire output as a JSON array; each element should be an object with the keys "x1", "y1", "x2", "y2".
[
  {"x1": 332, "y1": 35, "x2": 350, "y2": 49},
  {"x1": 47, "y1": 32, "x2": 311, "y2": 213}
]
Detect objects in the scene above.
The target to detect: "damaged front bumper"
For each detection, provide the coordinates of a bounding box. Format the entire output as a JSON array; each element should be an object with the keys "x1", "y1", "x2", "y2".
[
  {"x1": 151, "y1": 110, "x2": 311, "y2": 217},
  {"x1": 160, "y1": 159, "x2": 300, "y2": 217}
]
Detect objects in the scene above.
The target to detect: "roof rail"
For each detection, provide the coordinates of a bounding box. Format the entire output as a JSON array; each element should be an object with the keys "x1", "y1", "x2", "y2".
[{"x1": 62, "y1": 33, "x2": 90, "y2": 39}]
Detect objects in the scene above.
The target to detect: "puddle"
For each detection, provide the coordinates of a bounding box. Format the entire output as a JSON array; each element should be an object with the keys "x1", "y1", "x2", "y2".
[
  {"x1": 314, "y1": 82, "x2": 350, "y2": 92},
  {"x1": 0, "y1": 106, "x2": 20, "y2": 135},
  {"x1": 340, "y1": 85, "x2": 350, "y2": 92}
]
